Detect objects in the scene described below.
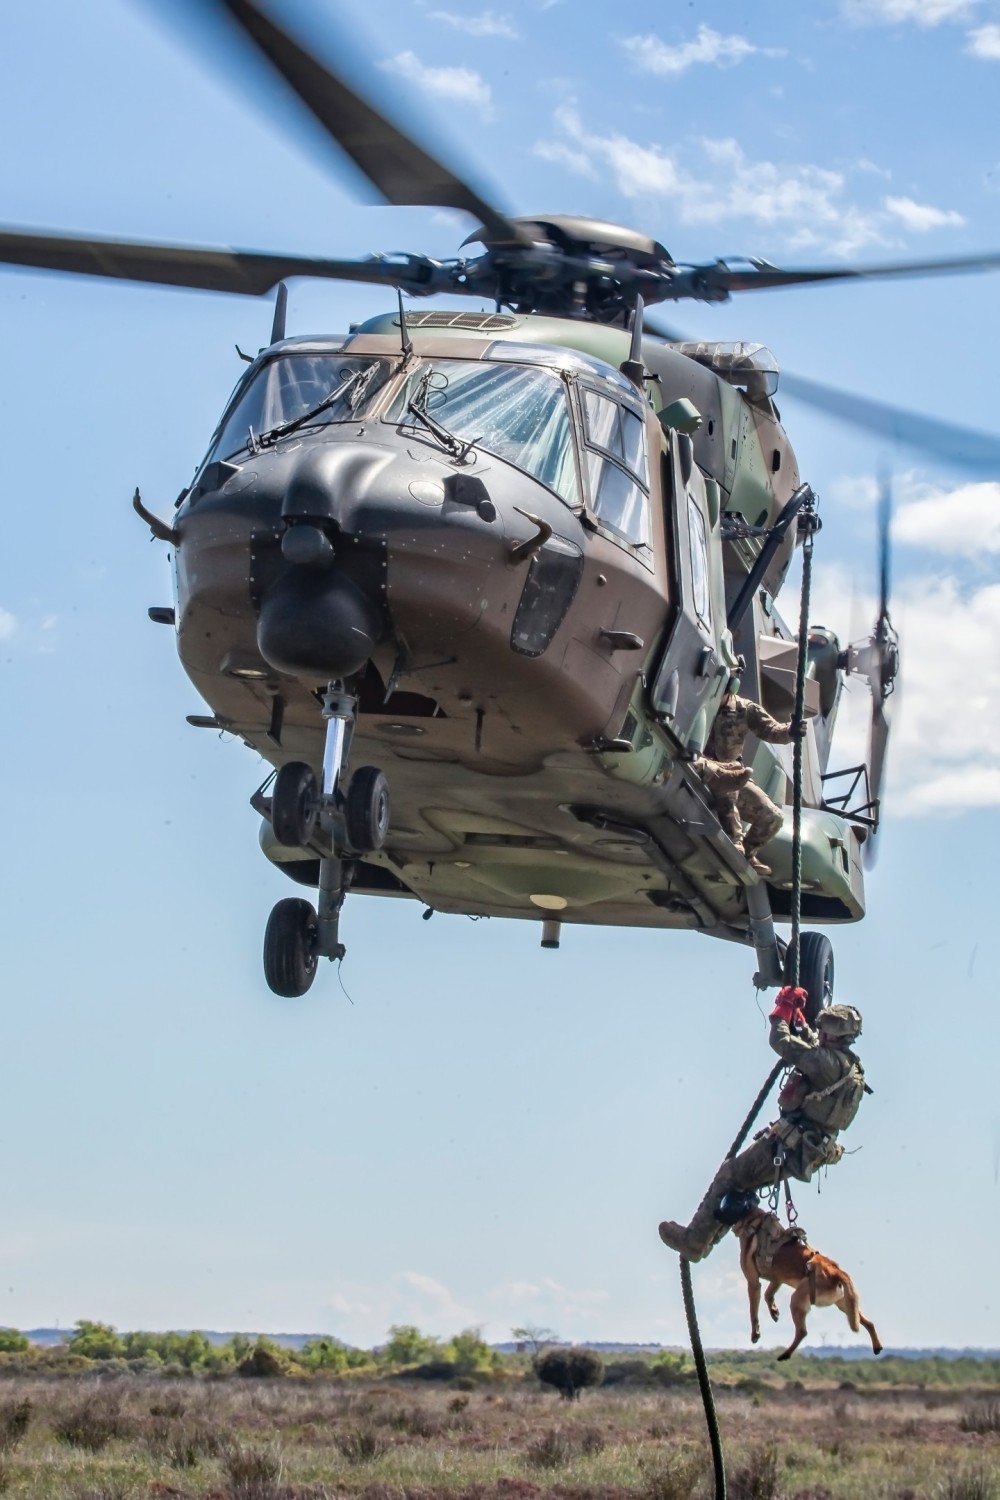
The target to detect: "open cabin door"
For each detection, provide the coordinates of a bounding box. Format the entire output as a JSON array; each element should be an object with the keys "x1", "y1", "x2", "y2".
[{"x1": 649, "y1": 436, "x2": 726, "y2": 753}]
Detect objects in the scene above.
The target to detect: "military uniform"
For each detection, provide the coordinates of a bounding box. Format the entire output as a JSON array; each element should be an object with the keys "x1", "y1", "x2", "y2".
[
  {"x1": 697, "y1": 693, "x2": 795, "y2": 871},
  {"x1": 658, "y1": 1013, "x2": 867, "y2": 1262}
]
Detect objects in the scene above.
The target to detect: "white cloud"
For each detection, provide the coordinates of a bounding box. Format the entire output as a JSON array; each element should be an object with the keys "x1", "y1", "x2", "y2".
[
  {"x1": 428, "y1": 9, "x2": 519, "y2": 39},
  {"x1": 894, "y1": 480, "x2": 1000, "y2": 555},
  {"x1": 842, "y1": 0, "x2": 974, "y2": 24},
  {"x1": 620, "y1": 26, "x2": 784, "y2": 76},
  {"x1": 884, "y1": 195, "x2": 965, "y2": 231},
  {"x1": 966, "y1": 22, "x2": 1000, "y2": 55},
  {"x1": 533, "y1": 110, "x2": 889, "y2": 255},
  {"x1": 804, "y1": 480, "x2": 1000, "y2": 816},
  {"x1": 379, "y1": 52, "x2": 493, "y2": 117},
  {"x1": 0, "y1": 607, "x2": 16, "y2": 640},
  {"x1": 533, "y1": 110, "x2": 971, "y2": 255}
]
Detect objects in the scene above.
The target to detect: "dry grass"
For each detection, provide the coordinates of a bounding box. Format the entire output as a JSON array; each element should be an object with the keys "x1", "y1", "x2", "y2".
[{"x1": 0, "y1": 1373, "x2": 993, "y2": 1497}]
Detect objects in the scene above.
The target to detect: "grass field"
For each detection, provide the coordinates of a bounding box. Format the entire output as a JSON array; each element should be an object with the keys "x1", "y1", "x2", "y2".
[{"x1": 0, "y1": 1370, "x2": 999, "y2": 1499}]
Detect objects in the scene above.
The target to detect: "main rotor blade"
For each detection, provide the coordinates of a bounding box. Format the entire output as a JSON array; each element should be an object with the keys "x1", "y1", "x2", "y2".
[
  {"x1": 0, "y1": 228, "x2": 437, "y2": 296},
  {"x1": 779, "y1": 371, "x2": 1000, "y2": 473},
  {"x1": 644, "y1": 316, "x2": 1000, "y2": 473},
  {"x1": 207, "y1": 0, "x2": 531, "y2": 247},
  {"x1": 702, "y1": 250, "x2": 1000, "y2": 296}
]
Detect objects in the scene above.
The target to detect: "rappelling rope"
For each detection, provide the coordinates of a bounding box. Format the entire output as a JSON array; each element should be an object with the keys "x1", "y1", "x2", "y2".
[{"x1": 681, "y1": 492, "x2": 819, "y2": 1500}]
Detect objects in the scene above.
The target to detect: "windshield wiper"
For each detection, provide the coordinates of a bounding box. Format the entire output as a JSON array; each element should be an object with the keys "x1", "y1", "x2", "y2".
[
  {"x1": 258, "y1": 362, "x2": 380, "y2": 448},
  {"x1": 406, "y1": 369, "x2": 478, "y2": 463}
]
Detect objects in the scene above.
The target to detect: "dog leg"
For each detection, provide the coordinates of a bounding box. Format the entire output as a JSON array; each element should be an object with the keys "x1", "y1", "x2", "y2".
[
  {"x1": 739, "y1": 1235, "x2": 763, "y2": 1344},
  {"x1": 859, "y1": 1313, "x2": 883, "y2": 1356},
  {"x1": 777, "y1": 1281, "x2": 810, "y2": 1360},
  {"x1": 764, "y1": 1280, "x2": 781, "y2": 1323}
]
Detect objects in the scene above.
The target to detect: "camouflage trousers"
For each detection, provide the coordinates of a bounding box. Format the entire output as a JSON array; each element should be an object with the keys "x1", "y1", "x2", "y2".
[
  {"x1": 662, "y1": 1130, "x2": 833, "y2": 1262},
  {"x1": 698, "y1": 758, "x2": 783, "y2": 857}
]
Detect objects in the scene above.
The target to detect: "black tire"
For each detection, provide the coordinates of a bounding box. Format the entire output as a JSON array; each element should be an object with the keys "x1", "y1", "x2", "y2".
[
  {"x1": 263, "y1": 897, "x2": 318, "y2": 997},
  {"x1": 271, "y1": 761, "x2": 319, "y2": 848},
  {"x1": 784, "y1": 931, "x2": 834, "y2": 1025},
  {"x1": 344, "y1": 766, "x2": 391, "y2": 853}
]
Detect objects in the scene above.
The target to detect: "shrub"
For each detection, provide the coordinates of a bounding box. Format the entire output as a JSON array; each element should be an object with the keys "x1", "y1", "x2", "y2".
[
  {"x1": 67, "y1": 1321, "x2": 126, "y2": 1361},
  {"x1": 336, "y1": 1426, "x2": 389, "y2": 1463},
  {"x1": 960, "y1": 1401, "x2": 1000, "y2": 1434},
  {"x1": 729, "y1": 1442, "x2": 780, "y2": 1500},
  {"x1": 0, "y1": 1331, "x2": 27, "y2": 1356},
  {"x1": 535, "y1": 1347, "x2": 604, "y2": 1401},
  {"x1": 144, "y1": 1417, "x2": 223, "y2": 1468},
  {"x1": 640, "y1": 1449, "x2": 706, "y2": 1500},
  {"x1": 527, "y1": 1429, "x2": 575, "y2": 1469},
  {"x1": 236, "y1": 1338, "x2": 290, "y2": 1378},
  {"x1": 0, "y1": 1460, "x2": 8, "y2": 1495},
  {"x1": 53, "y1": 1398, "x2": 129, "y2": 1452},
  {"x1": 942, "y1": 1471, "x2": 998, "y2": 1500},
  {"x1": 221, "y1": 1442, "x2": 283, "y2": 1500},
  {"x1": 0, "y1": 1399, "x2": 31, "y2": 1453}
]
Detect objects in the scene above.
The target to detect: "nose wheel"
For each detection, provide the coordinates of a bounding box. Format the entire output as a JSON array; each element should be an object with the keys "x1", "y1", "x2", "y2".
[
  {"x1": 262, "y1": 682, "x2": 391, "y2": 997},
  {"x1": 263, "y1": 897, "x2": 319, "y2": 998}
]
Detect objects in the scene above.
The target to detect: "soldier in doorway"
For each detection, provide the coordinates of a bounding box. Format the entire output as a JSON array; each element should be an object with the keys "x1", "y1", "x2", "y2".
[
  {"x1": 657, "y1": 989, "x2": 869, "y2": 1262},
  {"x1": 697, "y1": 678, "x2": 805, "y2": 875}
]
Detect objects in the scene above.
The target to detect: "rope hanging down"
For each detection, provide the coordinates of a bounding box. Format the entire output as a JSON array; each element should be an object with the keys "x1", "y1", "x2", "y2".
[{"x1": 681, "y1": 491, "x2": 819, "y2": 1500}]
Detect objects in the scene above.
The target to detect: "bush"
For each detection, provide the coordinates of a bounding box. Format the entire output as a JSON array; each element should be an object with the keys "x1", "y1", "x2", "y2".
[
  {"x1": 640, "y1": 1449, "x2": 706, "y2": 1500},
  {"x1": 236, "y1": 1338, "x2": 290, "y2": 1378},
  {"x1": 960, "y1": 1401, "x2": 1000, "y2": 1434},
  {"x1": 0, "y1": 1399, "x2": 31, "y2": 1453},
  {"x1": 535, "y1": 1347, "x2": 604, "y2": 1401},
  {"x1": 336, "y1": 1426, "x2": 389, "y2": 1463},
  {"x1": 526, "y1": 1429, "x2": 576, "y2": 1469},
  {"x1": 221, "y1": 1442, "x2": 283, "y2": 1500},
  {"x1": 144, "y1": 1417, "x2": 223, "y2": 1468},
  {"x1": 53, "y1": 1398, "x2": 129, "y2": 1452},
  {"x1": 942, "y1": 1471, "x2": 998, "y2": 1500},
  {"x1": 729, "y1": 1442, "x2": 780, "y2": 1500},
  {"x1": 0, "y1": 1331, "x2": 27, "y2": 1356}
]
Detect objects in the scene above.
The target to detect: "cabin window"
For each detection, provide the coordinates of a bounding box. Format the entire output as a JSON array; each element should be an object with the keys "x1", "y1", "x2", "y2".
[
  {"x1": 207, "y1": 354, "x2": 391, "y2": 462},
  {"x1": 581, "y1": 389, "x2": 650, "y2": 547},
  {"x1": 386, "y1": 360, "x2": 580, "y2": 506},
  {"x1": 688, "y1": 492, "x2": 711, "y2": 626}
]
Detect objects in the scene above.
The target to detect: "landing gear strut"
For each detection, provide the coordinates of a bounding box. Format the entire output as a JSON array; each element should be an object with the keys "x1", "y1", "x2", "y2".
[{"x1": 262, "y1": 681, "x2": 391, "y2": 997}]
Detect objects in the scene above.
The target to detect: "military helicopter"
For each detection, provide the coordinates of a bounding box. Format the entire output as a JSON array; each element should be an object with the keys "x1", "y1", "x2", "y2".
[{"x1": 5, "y1": 0, "x2": 999, "y2": 1002}]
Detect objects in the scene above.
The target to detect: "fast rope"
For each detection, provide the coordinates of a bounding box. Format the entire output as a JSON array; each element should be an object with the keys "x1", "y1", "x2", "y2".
[{"x1": 681, "y1": 491, "x2": 820, "y2": 1500}]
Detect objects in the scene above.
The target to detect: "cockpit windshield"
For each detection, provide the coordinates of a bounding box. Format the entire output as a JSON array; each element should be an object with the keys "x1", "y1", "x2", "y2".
[
  {"x1": 207, "y1": 354, "x2": 392, "y2": 462},
  {"x1": 386, "y1": 360, "x2": 580, "y2": 506}
]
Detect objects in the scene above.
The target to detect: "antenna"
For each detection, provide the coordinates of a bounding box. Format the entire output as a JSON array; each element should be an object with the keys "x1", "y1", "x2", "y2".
[
  {"x1": 270, "y1": 282, "x2": 288, "y2": 345},
  {"x1": 397, "y1": 287, "x2": 413, "y2": 362},
  {"x1": 619, "y1": 294, "x2": 646, "y2": 389}
]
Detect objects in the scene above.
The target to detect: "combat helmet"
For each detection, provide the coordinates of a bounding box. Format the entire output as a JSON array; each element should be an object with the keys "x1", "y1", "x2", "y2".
[
  {"x1": 715, "y1": 1189, "x2": 760, "y2": 1225},
  {"x1": 816, "y1": 1003, "x2": 862, "y2": 1040}
]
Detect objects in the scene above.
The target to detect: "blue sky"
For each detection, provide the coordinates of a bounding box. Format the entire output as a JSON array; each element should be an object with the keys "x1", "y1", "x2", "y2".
[{"x1": 1, "y1": 0, "x2": 999, "y2": 1353}]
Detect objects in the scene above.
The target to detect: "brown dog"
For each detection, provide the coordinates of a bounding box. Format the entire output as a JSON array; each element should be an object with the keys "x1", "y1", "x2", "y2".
[{"x1": 733, "y1": 1208, "x2": 883, "y2": 1361}]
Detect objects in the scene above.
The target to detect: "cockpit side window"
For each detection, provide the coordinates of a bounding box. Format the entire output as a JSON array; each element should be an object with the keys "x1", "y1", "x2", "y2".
[
  {"x1": 581, "y1": 388, "x2": 650, "y2": 547},
  {"x1": 385, "y1": 359, "x2": 580, "y2": 507},
  {"x1": 206, "y1": 354, "x2": 390, "y2": 463}
]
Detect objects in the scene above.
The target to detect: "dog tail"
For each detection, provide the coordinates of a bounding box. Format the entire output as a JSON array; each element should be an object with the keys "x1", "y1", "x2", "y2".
[{"x1": 839, "y1": 1272, "x2": 861, "y2": 1332}]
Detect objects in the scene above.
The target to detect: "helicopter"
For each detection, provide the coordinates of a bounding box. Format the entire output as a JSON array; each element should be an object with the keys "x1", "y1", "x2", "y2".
[{"x1": 5, "y1": 0, "x2": 1000, "y2": 1003}]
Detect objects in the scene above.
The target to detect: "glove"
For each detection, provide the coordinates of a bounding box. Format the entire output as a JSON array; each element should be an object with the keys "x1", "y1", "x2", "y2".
[
  {"x1": 770, "y1": 985, "x2": 808, "y2": 1025},
  {"x1": 789, "y1": 720, "x2": 808, "y2": 739}
]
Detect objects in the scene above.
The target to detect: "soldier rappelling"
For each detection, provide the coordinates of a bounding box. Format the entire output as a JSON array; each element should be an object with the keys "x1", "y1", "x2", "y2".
[{"x1": 657, "y1": 987, "x2": 870, "y2": 1261}]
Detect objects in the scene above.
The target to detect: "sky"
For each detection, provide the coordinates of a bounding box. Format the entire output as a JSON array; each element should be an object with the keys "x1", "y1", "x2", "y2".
[{"x1": 1, "y1": 0, "x2": 1000, "y2": 1355}]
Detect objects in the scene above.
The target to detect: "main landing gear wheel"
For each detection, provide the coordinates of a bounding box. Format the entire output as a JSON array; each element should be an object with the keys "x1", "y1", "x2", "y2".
[
  {"x1": 784, "y1": 931, "x2": 834, "y2": 1026},
  {"x1": 271, "y1": 761, "x2": 319, "y2": 848},
  {"x1": 344, "y1": 766, "x2": 390, "y2": 853},
  {"x1": 263, "y1": 897, "x2": 319, "y2": 997}
]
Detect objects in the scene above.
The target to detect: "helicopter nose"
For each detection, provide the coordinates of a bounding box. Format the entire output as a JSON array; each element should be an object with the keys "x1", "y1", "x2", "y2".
[
  {"x1": 256, "y1": 562, "x2": 382, "y2": 678},
  {"x1": 255, "y1": 443, "x2": 388, "y2": 678}
]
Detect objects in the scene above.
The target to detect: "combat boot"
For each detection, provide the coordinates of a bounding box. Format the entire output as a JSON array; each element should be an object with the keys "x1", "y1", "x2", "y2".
[{"x1": 745, "y1": 850, "x2": 772, "y2": 876}]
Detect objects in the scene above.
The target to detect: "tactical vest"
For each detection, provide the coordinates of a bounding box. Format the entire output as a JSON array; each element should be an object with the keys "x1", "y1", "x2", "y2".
[{"x1": 779, "y1": 1048, "x2": 866, "y2": 1134}]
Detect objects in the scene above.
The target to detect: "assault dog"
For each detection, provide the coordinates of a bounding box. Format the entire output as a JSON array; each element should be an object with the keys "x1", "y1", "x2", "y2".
[{"x1": 733, "y1": 1207, "x2": 882, "y2": 1361}]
